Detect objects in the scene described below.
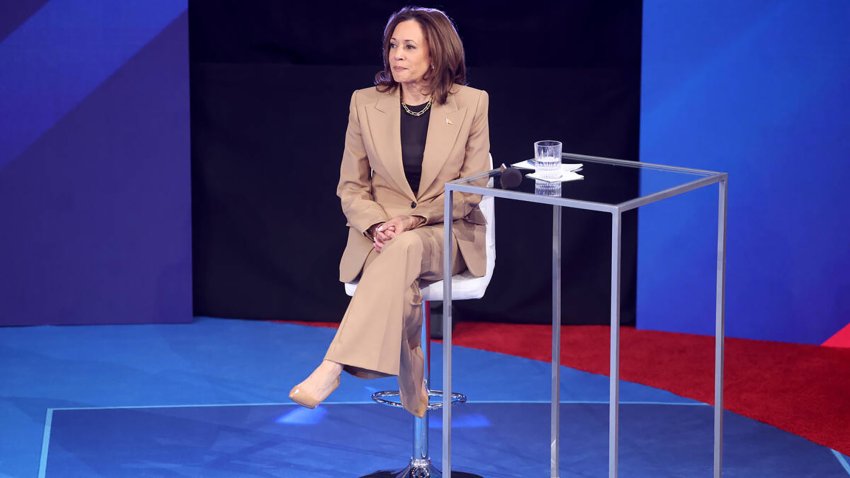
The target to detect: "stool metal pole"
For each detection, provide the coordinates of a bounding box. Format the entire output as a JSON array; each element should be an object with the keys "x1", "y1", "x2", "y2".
[{"x1": 408, "y1": 301, "x2": 433, "y2": 474}]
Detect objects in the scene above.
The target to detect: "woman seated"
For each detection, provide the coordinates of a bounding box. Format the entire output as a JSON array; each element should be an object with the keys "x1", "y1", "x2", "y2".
[{"x1": 289, "y1": 6, "x2": 490, "y2": 417}]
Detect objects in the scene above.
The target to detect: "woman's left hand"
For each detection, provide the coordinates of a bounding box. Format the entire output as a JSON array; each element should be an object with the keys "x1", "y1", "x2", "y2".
[
  {"x1": 372, "y1": 224, "x2": 394, "y2": 253},
  {"x1": 379, "y1": 215, "x2": 423, "y2": 240}
]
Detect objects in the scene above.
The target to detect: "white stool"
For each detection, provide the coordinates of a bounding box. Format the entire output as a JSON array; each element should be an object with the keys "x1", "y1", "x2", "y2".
[{"x1": 345, "y1": 166, "x2": 495, "y2": 478}]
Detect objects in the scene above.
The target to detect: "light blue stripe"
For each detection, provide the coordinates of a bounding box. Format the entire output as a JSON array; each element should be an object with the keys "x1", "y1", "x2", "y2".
[
  {"x1": 49, "y1": 399, "x2": 706, "y2": 412},
  {"x1": 469, "y1": 400, "x2": 707, "y2": 406},
  {"x1": 37, "y1": 409, "x2": 53, "y2": 478},
  {"x1": 49, "y1": 402, "x2": 307, "y2": 411},
  {"x1": 832, "y1": 449, "x2": 850, "y2": 476}
]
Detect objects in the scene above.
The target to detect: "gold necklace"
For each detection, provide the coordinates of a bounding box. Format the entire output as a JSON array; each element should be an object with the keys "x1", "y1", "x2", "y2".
[{"x1": 401, "y1": 98, "x2": 433, "y2": 117}]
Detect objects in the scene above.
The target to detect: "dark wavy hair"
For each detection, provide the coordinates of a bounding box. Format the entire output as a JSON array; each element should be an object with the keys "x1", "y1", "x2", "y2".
[{"x1": 374, "y1": 6, "x2": 467, "y2": 105}]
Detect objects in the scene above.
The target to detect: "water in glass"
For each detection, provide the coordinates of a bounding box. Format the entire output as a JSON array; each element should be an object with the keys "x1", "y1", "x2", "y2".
[{"x1": 534, "y1": 140, "x2": 562, "y2": 180}]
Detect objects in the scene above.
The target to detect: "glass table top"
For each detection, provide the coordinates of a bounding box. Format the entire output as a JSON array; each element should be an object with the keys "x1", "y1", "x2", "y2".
[{"x1": 447, "y1": 153, "x2": 726, "y2": 212}]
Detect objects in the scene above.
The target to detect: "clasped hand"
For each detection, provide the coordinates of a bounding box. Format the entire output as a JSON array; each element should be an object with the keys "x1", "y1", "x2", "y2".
[{"x1": 372, "y1": 215, "x2": 423, "y2": 253}]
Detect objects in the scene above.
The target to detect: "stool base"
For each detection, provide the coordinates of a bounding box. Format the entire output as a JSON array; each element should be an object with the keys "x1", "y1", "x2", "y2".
[
  {"x1": 396, "y1": 458, "x2": 441, "y2": 478},
  {"x1": 360, "y1": 460, "x2": 483, "y2": 478}
]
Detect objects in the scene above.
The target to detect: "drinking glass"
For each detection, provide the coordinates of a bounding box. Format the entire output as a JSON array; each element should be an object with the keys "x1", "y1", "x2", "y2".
[{"x1": 534, "y1": 140, "x2": 562, "y2": 180}]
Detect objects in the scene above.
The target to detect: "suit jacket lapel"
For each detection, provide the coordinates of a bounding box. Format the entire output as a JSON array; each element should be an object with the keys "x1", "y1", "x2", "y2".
[
  {"x1": 364, "y1": 88, "x2": 415, "y2": 200},
  {"x1": 418, "y1": 94, "x2": 467, "y2": 198}
]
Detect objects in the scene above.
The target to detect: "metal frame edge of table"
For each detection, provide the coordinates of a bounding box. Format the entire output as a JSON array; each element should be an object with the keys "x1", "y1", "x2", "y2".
[{"x1": 441, "y1": 158, "x2": 728, "y2": 478}]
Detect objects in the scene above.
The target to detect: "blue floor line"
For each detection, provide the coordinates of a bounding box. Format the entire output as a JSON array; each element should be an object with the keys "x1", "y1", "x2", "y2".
[
  {"x1": 42, "y1": 402, "x2": 849, "y2": 477},
  {"x1": 48, "y1": 399, "x2": 710, "y2": 412},
  {"x1": 469, "y1": 400, "x2": 709, "y2": 406},
  {"x1": 832, "y1": 449, "x2": 850, "y2": 476},
  {"x1": 37, "y1": 409, "x2": 52, "y2": 478},
  {"x1": 48, "y1": 402, "x2": 299, "y2": 411}
]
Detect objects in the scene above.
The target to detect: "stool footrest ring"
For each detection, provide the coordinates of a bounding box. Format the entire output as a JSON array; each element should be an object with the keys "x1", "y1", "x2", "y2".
[{"x1": 371, "y1": 389, "x2": 467, "y2": 411}]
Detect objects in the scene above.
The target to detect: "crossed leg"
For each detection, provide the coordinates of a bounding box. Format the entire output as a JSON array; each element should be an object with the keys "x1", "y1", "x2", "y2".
[{"x1": 291, "y1": 225, "x2": 463, "y2": 417}]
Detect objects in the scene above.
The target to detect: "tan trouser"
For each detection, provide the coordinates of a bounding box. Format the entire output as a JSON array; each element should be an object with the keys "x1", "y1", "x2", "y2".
[{"x1": 325, "y1": 225, "x2": 464, "y2": 416}]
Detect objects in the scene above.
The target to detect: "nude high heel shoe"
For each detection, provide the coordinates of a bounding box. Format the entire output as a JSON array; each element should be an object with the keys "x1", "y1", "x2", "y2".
[{"x1": 288, "y1": 376, "x2": 340, "y2": 409}]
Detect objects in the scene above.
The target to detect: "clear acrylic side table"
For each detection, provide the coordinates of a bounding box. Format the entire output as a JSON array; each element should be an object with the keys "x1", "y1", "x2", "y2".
[{"x1": 441, "y1": 153, "x2": 728, "y2": 478}]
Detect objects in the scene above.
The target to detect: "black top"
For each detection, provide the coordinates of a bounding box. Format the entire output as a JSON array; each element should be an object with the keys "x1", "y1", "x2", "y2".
[{"x1": 400, "y1": 102, "x2": 431, "y2": 196}]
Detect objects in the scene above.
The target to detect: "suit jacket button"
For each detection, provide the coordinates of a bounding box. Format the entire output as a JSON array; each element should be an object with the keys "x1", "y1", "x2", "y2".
[{"x1": 410, "y1": 201, "x2": 417, "y2": 208}]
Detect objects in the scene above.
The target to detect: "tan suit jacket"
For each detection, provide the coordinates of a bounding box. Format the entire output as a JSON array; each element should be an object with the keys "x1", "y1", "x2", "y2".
[{"x1": 337, "y1": 84, "x2": 491, "y2": 283}]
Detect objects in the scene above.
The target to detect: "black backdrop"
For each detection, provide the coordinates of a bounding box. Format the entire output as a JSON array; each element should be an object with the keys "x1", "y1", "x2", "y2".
[{"x1": 190, "y1": 1, "x2": 642, "y2": 326}]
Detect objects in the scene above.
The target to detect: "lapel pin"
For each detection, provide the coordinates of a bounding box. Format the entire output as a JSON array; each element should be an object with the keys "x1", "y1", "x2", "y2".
[{"x1": 445, "y1": 117, "x2": 454, "y2": 125}]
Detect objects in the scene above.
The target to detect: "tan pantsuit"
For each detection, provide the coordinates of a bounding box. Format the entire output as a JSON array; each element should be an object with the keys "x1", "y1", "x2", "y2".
[
  {"x1": 328, "y1": 84, "x2": 490, "y2": 416},
  {"x1": 325, "y1": 226, "x2": 464, "y2": 415}
]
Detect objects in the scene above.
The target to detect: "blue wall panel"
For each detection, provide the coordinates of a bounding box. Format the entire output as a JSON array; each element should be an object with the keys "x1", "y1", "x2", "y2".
[
  {"x1": 639, "y1": 0, "x2": 850, "y2": 343},
  {"x1": 0, "y1": 1, "x2": 190, "y2": 325}
]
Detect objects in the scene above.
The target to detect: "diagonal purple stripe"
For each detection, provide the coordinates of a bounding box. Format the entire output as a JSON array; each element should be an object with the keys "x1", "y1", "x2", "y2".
[
  {"x1": 0, "y1": 0, "x2": 48, "y2": 42},
  {"x1": 0, "y1": 0, "x2": 187, "y2": 168}
]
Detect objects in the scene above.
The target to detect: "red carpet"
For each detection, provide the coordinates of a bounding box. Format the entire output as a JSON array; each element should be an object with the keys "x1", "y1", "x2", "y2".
[{"x1": 451, "y1": 323, "x2": 850, "y2": 455}]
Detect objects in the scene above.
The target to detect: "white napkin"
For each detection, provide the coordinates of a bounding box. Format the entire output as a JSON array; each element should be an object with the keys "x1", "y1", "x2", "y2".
[
  {"x1": 526, "y1": 169, "x2": 584, "y2": 183},
  {"x1": 512, "y1": 160, "x2": 583, "y2": 173}
]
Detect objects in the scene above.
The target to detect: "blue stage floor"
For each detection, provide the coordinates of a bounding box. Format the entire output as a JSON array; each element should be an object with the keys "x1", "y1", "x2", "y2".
[{"x1": 1, "y1": 318, "x2": 848, "y2": 477}]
